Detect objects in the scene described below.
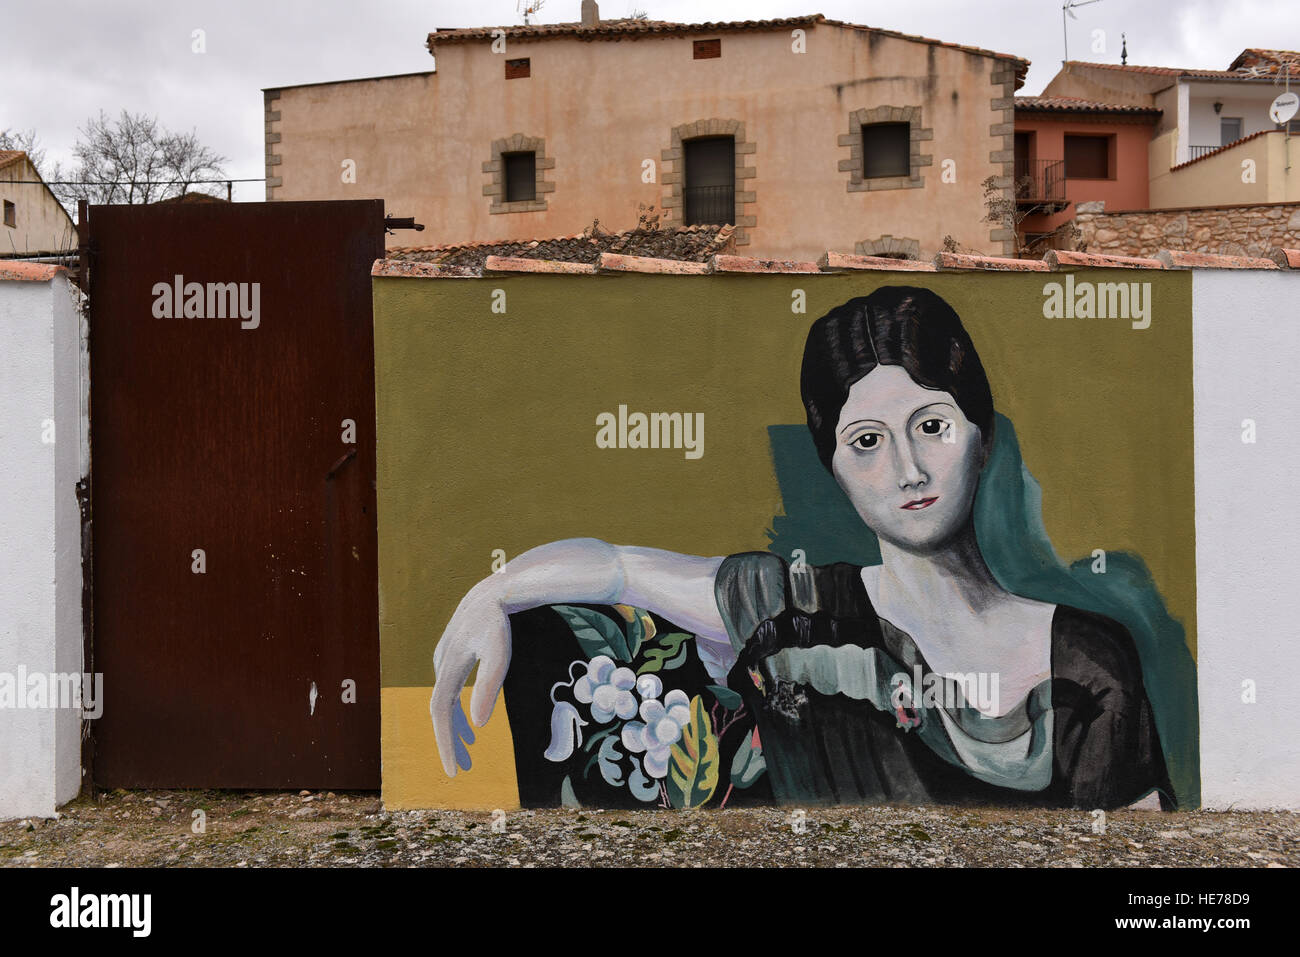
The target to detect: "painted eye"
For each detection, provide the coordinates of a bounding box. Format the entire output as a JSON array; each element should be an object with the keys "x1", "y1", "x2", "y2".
[
  {"x1": 919, "y1": 418, "x2": 946, "y2": 436},
  {"x1": 851, "y1": 433, "x2": 881, "y2": 451}
]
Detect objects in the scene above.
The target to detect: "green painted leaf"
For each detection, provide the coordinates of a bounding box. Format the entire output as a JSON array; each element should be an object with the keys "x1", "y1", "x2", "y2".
[
  {"x1": 729, "y1": 727, "x2": 767, "y2": 789},
  {"x1": 666, "y1": 694, "x2": 720, "y2": 809},
  {"x1": 707, "y1": 684, "x2": 743, "y2": 710},
  {"x1": 560, "y1": 776, "x2": 581, "y2": 808},
  {"x1": 582, "y1": 726, "x2": 616, "y2": 753},
  {"x1": 626, "y1": 608, "x2": 646, "y2": 660},
  {"x1": 552, "y1": 605, "x2": 630, "y2": 662},
  {"x1": 636, "y1": 633, "x2": 691, "y2": 675}
]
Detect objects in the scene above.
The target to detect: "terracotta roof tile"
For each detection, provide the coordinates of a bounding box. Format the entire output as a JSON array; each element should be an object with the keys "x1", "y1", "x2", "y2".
[
  {"x1": 0, "y1": 150, "x2": 28, "y2": 171},
  {"x1": 1014, "y1": 95, "x2": 1160, "y2": 115},
  {"x1": 428, "y1": 15, "x2": 823, "y2": 46},
  {"x1": 371, "y1": 260, "x2": 478, "y2": 278},
  {"x1": 483, "y1": 256, "x2": 598, "y2": 274},
  {"x1": 1065, "y1": 58, "x2": 1294, "y2": 81},
  {"x1": 597, "y1": 253, "x2": 710, "y2": 274},
  {"x1": 819, "y1": 251, "x2": 937, "y2": 272},
  {"x1": 0, "y1": 261, "x2": 67, "y2": 282},
  {"x1": 1227, "y1": 48, "x2": 1300, "y2": 75},
  {"x1": 1046, "y1": 250, "x2": 1164, "y2": 269},
  {"x1": 372, "y1": 247, "x2": 1300, "y2": 279},
  {"x1": 390, "y1": 223, "x2": 734, "y2": 268},
  {"x1": 1268, "y1": 248, "x2": 1300, "y2": 269},
  {"x1": 710, "y1": 254, "x2": 821, "y2": 273},
  {"x1": 934, "y1": 252, "x2": 1050, "y2": 272},
  {"x1": 428, "y1": 14, "x2": 1028, "y2": 80},
  {"x1": 1156, "y1": 250, "x2": 1280, "y2": 270}
]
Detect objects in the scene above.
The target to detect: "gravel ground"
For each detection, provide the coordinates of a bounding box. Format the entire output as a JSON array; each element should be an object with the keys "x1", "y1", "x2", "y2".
[{"x1": 1, "y1": 790, "x2": 1296, "y2": 867}]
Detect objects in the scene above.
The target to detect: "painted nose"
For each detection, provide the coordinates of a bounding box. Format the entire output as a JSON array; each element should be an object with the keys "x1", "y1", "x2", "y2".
[{"x1": 896, "y1": 438, "x2": 929, "y2": 490}]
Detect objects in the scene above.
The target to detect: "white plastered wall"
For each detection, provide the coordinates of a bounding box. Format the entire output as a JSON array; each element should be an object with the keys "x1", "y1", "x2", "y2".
[
  {"x1": 1194, "y1": 269, "x2": 1300, "y2": 809},
  {"x1": 0, "y1": 271, "x2": 87, "y2": 819}
]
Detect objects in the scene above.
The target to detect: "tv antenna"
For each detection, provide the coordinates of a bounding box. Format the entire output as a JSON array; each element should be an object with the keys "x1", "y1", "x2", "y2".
[
  {"x1": 1062, "y1": 0, "x2": 1104, "y2": 64},
  {"x1": 518, "y1": 0, "x2": 546, "y2": 25}
]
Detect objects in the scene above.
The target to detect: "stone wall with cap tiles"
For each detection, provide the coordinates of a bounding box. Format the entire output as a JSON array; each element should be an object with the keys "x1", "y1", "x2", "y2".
[
  {"x1": 1075, "y1": 200, "x2": 1300, "y2": 260},
  {"x1": 371, "y1": 246, "x2": 1300, "y2": 278}
]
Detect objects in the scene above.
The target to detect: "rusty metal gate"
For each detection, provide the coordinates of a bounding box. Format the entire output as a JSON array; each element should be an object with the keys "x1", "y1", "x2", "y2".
[{"x1": 87, "y1": 200, "x2": 383, "y2": 788}]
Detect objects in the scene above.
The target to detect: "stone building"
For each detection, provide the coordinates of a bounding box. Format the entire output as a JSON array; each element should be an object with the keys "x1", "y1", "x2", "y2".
[{"x1": 263, "y1": 6, "x2": 1029, "y2": 261}]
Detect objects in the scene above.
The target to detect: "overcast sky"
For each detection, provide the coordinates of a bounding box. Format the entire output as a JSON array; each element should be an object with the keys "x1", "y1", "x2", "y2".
[{"x1": 3, "y1": 0, "x2": 1298, "y2": 202}]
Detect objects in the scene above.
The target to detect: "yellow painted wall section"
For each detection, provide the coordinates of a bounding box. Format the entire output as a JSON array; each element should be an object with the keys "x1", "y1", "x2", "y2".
[{"x1": 1150, "y1": 131, "x2": 1300, "y2": 209}]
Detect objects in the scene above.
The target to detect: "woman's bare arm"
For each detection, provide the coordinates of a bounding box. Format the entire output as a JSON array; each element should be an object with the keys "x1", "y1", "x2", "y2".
[{"x1": 430, "y1": 538, "x2": 727, "y2": 776}]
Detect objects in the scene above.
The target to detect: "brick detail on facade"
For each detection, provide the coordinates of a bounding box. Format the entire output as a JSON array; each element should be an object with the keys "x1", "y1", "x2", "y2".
[
  {"x1": 1074, "y1": 201, "x2": 1300, "y2": 259},
  {"x1": 988, "y1": 63, "x2": 1018, "y2": 256},
  {"x1": 661, "y1": 119, "x2": 756, "y2": 246},
  {"x1": 483, "y1": 134, "x2": 555, "y2": 214},
  {"x1": 264, "y1": 90, "x2": 283, "y2": 200},
  {"x1": 855, "y1": 234, "x2": 922, "y2": 259},
  {"x1": 838, "y1": 106, "x2": 932, "y2": 193}
]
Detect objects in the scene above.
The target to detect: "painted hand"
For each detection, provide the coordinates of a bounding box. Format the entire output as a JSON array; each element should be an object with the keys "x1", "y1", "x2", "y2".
[{"x1": 430, "y1": 581, "x2": 513, "y2": 777}]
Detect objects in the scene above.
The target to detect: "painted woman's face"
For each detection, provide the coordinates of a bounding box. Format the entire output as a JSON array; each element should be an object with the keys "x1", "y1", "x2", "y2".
[{"x1": 830, "y1": 364, "x2": 986, "y2": 553}]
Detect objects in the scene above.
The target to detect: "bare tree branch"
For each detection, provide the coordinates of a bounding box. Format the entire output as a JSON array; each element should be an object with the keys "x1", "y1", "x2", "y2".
[{"x1": 51, "y1": 110, "x2": 227, "y2": 207}]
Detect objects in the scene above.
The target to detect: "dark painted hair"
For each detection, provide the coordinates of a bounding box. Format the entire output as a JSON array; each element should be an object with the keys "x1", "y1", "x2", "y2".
[{"x1": 800, "y1": 286, "x2": 995, "y2": 472}]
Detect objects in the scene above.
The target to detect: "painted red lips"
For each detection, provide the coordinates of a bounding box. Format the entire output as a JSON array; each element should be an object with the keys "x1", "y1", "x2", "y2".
[{"x1": 901, "y1": 496, "x2": 939, "y2": 510}]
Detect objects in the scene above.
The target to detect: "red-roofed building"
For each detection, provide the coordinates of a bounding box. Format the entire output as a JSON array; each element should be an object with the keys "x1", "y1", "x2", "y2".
[
  {"x1": 1012, "y1": 96, "x2": 1161, "y2": 253},
  {"x1": 263, "y1": 4, "x2": 1030, "y2": 261},
  {"x1": 1042, "y1": 51, "x2": 1300, "y2": 209}
]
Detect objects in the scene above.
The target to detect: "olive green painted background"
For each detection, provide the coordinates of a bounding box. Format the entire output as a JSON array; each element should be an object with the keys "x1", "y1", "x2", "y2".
[{"x1": 373, "y1": 271, "x2": 1195, "y2": 690}]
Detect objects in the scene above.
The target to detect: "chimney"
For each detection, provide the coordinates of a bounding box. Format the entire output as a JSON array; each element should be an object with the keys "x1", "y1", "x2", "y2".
[{"x1": 581, "y1": 0, "x2": 599, "y2": 28}]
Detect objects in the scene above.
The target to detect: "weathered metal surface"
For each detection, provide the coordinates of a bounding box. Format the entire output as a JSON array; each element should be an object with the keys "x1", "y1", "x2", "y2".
[{"x1": 88, "y1": 200, "x2": 383, "y2": 788}]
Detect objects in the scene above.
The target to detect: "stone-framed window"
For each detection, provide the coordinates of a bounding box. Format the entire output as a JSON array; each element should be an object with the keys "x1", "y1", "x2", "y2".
[
  {"x1": 855, "y1": 235, "x2": 921, "y2": 260},
  {"x1": 838, "y1": 106, "x2": 932, "y2": 192},
  {"x1": 661, "y1": 119, "x2": 756, "y2": 246},
  {"x1": 483, "y1": 134, "x2": 555, "y2": 214}
]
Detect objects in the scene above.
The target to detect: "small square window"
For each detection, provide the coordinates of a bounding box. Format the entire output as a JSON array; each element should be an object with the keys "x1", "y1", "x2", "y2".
[
  {"x1": 506, "y1": 58, "x2": 530, "y2": 79},
  {"x1": 693, "y1": 39, "x2": 721, "y2": 59},
  {"x1": 3, "y1": 200, "x2": 14, "y2": 228},
  {"x1": 861, "y1": 123, "x2": 910, "y2": 178},
  {"x1": 504, "y1": 152, "x2": 537, "y2": 202},
  {"x1": 1064, "y1": 134, "x2": 1111, "y2": 178}
]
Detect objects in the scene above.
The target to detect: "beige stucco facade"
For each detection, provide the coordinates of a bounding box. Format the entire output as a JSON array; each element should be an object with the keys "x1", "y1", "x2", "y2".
[
  {"x1": 0, "y1": 154, "x2": 76, "y2": 256},
  {"x1": 265, "y1": 18, "x2": 1027, "y2": 259},
  {"x1": 1149, "y1": 129, "x2": 1300, "y2": 207}
]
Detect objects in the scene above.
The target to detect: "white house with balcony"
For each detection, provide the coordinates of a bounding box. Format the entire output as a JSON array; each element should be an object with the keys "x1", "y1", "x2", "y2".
[{"x1": 1043, "y1": 49, "x2": 1300, "y2": 209}]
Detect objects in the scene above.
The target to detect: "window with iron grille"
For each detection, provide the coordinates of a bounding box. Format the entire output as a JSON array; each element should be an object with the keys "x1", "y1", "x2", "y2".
[
  {"x1": 861, "y1": 123, "x2": 910, "y2": 178},
  {"x1": 683, "y1": 137, "x2": 734, "y2": 226},
  {"x1": 504, "y1": 152, "x2": 537, "y2": 202}
]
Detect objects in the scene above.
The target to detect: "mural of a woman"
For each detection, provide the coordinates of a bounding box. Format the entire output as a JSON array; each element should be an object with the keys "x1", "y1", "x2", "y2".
[{"x1": 430, "y1": 285, "x2": 1180, "y2": 811}]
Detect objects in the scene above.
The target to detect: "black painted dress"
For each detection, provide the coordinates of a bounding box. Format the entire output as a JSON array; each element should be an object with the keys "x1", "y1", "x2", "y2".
[{"x1": 714, "y1": 552, "x2": 1177, "y2": 810}]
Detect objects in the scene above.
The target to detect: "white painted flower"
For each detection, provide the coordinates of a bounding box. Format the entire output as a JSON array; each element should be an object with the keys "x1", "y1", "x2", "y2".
[
  {"x1": 635, "y1": 674, "x2": 662, "y2": 700},
  {"x1": 575, "y1": 656, "x2": 638, "y2": 722},
  {"x1": 620, "y1": 689, "x2": 693, "y2": 778}
]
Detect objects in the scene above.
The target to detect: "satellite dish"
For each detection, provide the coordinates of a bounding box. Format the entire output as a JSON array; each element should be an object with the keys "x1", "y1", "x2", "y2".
[{"x1": 1271, "y1": 91, "x2": 1299, "y2": 125}]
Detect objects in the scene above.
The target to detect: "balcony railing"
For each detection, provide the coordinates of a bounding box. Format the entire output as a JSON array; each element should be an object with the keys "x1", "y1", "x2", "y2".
[
  {"x1": 1013, "y1": 159, "x2": 1066, "y2": 207},
  {"x1": 1188, "y1": 144, "x2": 1221, "y2": 160},
  {"x1": 683, "y1": 185, "x2": 735, "y2": 226}
]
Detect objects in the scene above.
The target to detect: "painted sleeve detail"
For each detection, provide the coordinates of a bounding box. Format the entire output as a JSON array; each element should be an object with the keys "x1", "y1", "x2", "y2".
[{"x1": 713, "y1": 552, "x2": 789, "y2": 655}]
